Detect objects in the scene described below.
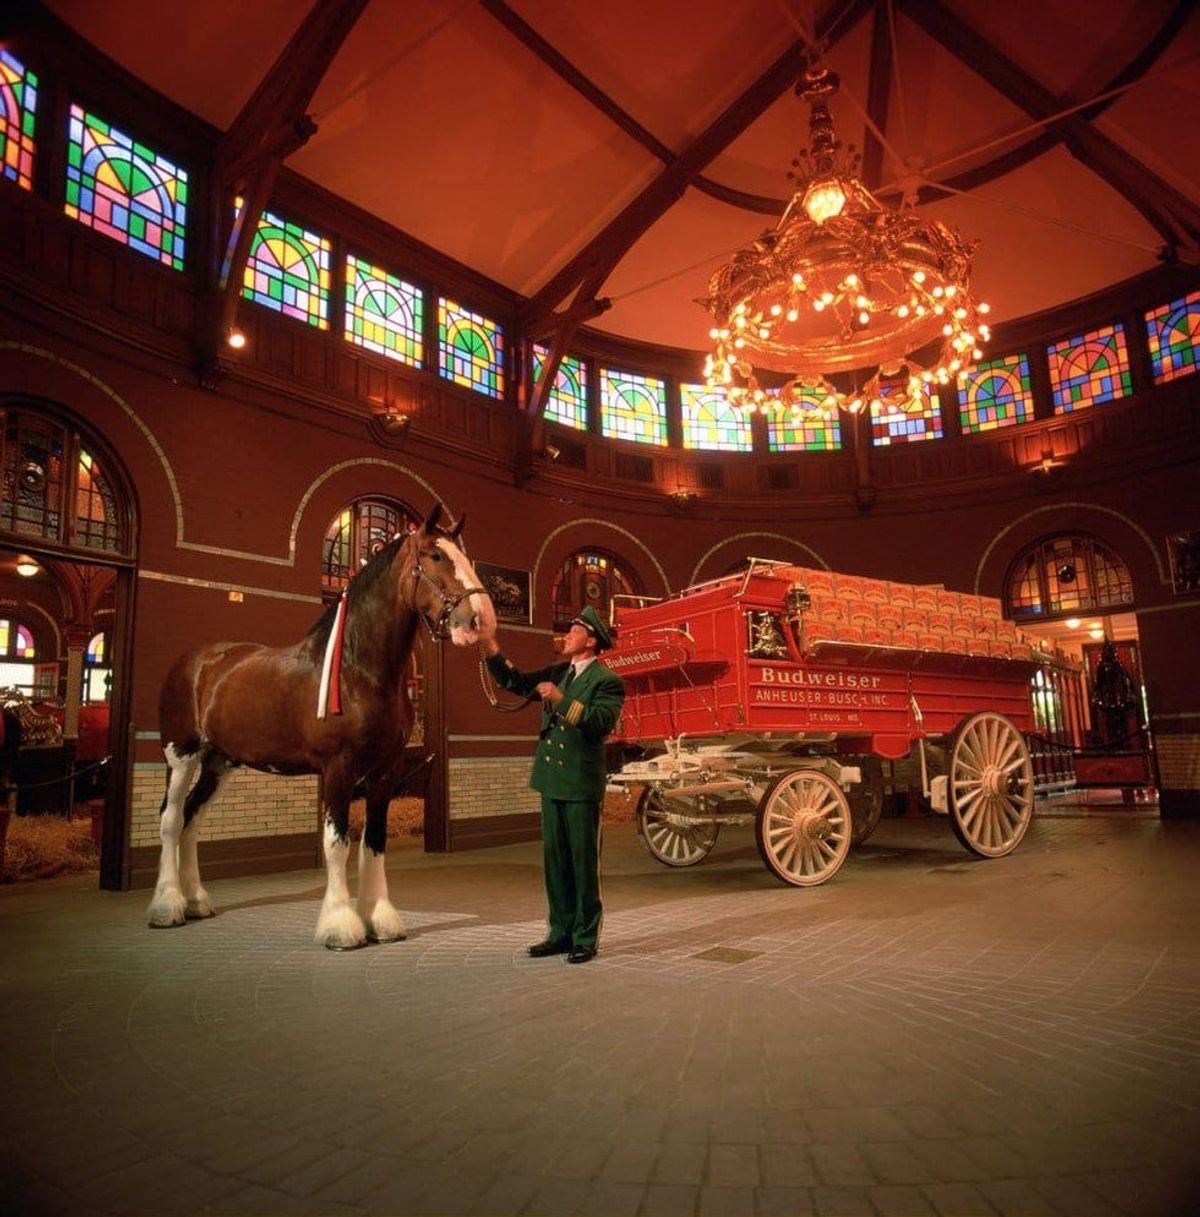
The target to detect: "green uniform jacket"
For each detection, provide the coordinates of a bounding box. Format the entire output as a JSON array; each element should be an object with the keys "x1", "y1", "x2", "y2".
[{"x1": 486, "y1": 652, "x2": 625, "y2": 802}]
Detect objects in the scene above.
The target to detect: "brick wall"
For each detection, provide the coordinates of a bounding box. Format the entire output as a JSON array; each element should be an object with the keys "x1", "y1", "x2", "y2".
[
  {"x1": 1157, "y1": 733, "x2": 1200, "y2": 791},
  {"x1": 130, "y1": 764, "x2": 319, "y2": 847},
  {"x1": 448, "y1": 756, "x2": 538, "y2": 821}
]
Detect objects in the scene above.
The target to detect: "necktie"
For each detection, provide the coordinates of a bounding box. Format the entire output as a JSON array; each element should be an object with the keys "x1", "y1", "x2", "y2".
[{"x1": 562, "y1": 666, "x2": 575, "y2": 690}]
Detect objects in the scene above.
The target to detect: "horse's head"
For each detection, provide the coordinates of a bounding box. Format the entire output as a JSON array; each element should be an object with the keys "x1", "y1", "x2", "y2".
[{"x1": 407, "y1": 504, "x2": 496, "y2": 646}]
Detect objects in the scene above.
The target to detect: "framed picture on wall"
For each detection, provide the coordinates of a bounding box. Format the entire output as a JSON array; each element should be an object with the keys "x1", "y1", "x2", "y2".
[
  {"x1": 476, "y1": 561, "x2": 532, "y2": 624},
  {"x1": 1167, "y1": 532, "x2": 1200, "y2": 595}
]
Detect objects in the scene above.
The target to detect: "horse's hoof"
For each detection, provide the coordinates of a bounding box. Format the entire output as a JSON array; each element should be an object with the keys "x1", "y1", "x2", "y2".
[
  {"x1": 147, "y1": 917, "x2": 185, "y2": 929},
  {"x1": 367, "y1": 931, "x2": 407, "y2": 944},
  {"x1": 147, "y1": 896, "x2": 188, "y2": 928},
  {"x1": 324, "y1": 938, "x2": 367, "y2": 952},
  {"x1": 185, "y1": 901, "x2": 215, "y2": 919}
]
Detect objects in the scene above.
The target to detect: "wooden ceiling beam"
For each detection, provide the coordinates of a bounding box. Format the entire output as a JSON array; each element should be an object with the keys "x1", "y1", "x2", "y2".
[
  {"x1": 516, "y1": 0, "x2": 875, "y2": 332},
  {"x1": 200, "y1": 0, "x2": 369, "y2": 383},
  {"x1": 902, "y1": 0, "x2": 1200, "y2": 249},
  {"x1": 861, "y1": 0, "x2": 895, "y2": 189}
]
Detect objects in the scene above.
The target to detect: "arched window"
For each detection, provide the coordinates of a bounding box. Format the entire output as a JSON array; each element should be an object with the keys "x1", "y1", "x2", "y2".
[
  {"x1": 0, "y1": 407, "x2": 130, "y2": 555},
  {"x1": 1005, "y1": 534, "x2": 1134, "y2": 621},
  {"x1": 0, "y1": 615, "x2": 37, "y2": 694},
  {"x1": 551, "y1": 550, "x2": 640, "y2": 632},
  {"x1": 321, "y1": 496, "x2": 419, "y2": 599},
  {"x1": 84, "y1": 630, "x2": 111, "y2": 702}
]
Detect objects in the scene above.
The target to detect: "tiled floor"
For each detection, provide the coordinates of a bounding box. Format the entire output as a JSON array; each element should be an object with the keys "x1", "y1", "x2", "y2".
[{"x1": 2, "y1": 808, "x2": 1198, "y2": 1216}]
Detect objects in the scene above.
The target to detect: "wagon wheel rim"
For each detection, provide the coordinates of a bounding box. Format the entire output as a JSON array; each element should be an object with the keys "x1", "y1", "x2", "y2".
[
  {"x1": 637, "y1": 789, "x2": 718, "y2": 867},
  {"x1": 949, "y1": 711, "x2": 1034, "y2": 858},
  {"x1": 756, "y1": 770, "x2": 852, "y2": 887}
]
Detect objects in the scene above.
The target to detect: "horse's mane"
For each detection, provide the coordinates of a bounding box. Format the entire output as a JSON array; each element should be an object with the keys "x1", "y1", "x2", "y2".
[{"x1": 304, "y1": 532, "x2": 412, "y2": 659}]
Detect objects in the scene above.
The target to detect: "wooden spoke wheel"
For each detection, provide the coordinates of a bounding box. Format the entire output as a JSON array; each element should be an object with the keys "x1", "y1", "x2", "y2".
[
  {"x1": 947, "y1": 711, "x2": 1034, "y2": 858},
  {"x1": 636, "y1": 787, "x2": 719, "y2": 867},
  {"x1": 755, "y1": 769, "x2": 852, "y2": 887},
  {"x1": 844, "y1": 754, "x2": 885, "y2": 846}
]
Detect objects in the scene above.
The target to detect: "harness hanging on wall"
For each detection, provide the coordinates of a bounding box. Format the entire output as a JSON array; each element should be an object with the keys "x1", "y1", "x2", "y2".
[{"x1": 316, "y1": 593, "x2": 348, "y2": 719}]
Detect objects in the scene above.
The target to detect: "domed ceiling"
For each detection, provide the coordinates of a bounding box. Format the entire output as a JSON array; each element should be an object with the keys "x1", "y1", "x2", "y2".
[{"x1": 43, "y1": 0, "x2": 1200, "y2": 353}]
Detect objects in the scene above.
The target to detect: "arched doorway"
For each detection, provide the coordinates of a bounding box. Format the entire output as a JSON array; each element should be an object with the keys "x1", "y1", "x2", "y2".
[
  {"x1": 1003, "y1": 532, "x2": 1153, "y2": 802},
  {"x1": 0, "y1": 398, "x2": 137, "y2": 887},
  {"x1": 550, "y1": 548, "x2": 642, "y2": 634}
]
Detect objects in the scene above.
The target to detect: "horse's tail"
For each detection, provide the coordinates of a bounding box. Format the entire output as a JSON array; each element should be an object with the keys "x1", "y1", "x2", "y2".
[{"x1": 159, "y1": 650, "x2": 205, "y2": 758}]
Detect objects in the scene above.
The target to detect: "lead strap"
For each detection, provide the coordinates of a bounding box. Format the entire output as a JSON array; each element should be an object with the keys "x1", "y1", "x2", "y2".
[{"x1": 316, "y1": 592, "x2": 348, "y2": 720}]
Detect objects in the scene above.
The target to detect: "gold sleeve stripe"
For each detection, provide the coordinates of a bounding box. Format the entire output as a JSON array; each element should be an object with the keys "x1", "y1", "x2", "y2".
[{"x1": 565, "y1": 700, "x2": 584, "y2": 725}]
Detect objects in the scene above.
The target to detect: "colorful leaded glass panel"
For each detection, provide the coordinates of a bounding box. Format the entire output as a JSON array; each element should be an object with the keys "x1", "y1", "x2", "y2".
[
  {"x1": 87, "y1": 631, "x2": 106, "y2": 663},
  {"x1": 242, "y1": 206, "x2": 330, "y2": 328},
  {"x1": 1145, "y1": 291, "x2": 1200, "y2": 384},
  {"x1": 600, "y1": 369, "x2": 667, "y2": 446},
  {"x1": 75, "y1": 449, "x2": 119, "y2": 551},
  {"x1": 870, "y1": 386, "x2": 943, "y2": 446},
  {"x1": 0, "y1": 49, "x2": 38, "y2": 190},
  {"x1": 767, "y1": 385, "x2": 842, "y2": 451},
  {"x1": 438, "y1": 299, "x2": 504, "y2": 398},
  {"x1": 680, "y1": 385, "x2": 752, "y2": 451},
  {"x1": 65, "y1": 104, "x2": 188, "y2": 269},
  {"x1": 533, "y1": 344, "x2": 588, "y2": 430},
  {"x1": 0, "y1": 620, "x2": 36, "y2": 659},
  {"x1": 344, "y1": 254, "x2": 423, "y2": 366},
  {"x1": 1048, "y1": 325, "x2": 1132, "y2": 413},
  {"x1": 958, "y1": 354, "x2": 1035, "y2": 432}
]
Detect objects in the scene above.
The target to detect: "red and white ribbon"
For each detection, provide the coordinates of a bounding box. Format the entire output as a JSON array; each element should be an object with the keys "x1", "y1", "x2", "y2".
[{"x1": 316, "y1": 593, "x2": 348, "y2": 720}]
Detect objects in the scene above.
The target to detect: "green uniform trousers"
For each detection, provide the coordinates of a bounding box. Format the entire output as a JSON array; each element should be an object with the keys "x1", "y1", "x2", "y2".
[{"x1": 541, "y1": 795, "x2": 602, "y2": 949}]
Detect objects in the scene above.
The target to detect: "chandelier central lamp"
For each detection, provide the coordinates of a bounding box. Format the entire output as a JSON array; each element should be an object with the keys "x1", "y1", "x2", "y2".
[{"x1": 702, "y1": 63, "x2": 990, "y2": 418}]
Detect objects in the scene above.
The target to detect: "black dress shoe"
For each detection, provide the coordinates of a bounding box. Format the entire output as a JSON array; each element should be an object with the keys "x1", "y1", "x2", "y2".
[
  {"x1": 567, "y1": 945, "x2": 597, "y2": 964},
  {"x1": 527, "y1": 939, "x2": 570, "y2": 957}
]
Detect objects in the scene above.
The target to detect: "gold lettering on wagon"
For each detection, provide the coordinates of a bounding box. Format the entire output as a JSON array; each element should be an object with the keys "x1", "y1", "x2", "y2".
[
  {"x1": 753, "y1": 686, "x2": 891, "y2": 710},
  {"x1": 757, "y1": 666, "x2": 883, "y2": 690}
]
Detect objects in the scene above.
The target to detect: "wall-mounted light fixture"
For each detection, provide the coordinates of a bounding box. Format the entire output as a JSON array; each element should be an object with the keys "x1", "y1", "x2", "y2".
[
  {"x1": 1088, "y1": 624, "x2": 1105, "y2": 640},
  {"x1": 544, "y1": 443, "x2": 561, "y2": 462},
  {"x1": 669, "y1": 489, "x2": 697, "y2": 509},
  {"x1": 15, "y1": 554, "x2": 40, "y2": 577},
  {"x1": 225, "y1": 327, "x2": 247, "y2": 350},
  {"x1": 378, "y1": 410, "x2": 411, "y2": 434}
]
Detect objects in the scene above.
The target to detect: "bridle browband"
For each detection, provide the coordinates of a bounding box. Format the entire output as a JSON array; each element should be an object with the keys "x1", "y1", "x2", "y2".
[{"x1": 405, "y1": 542, "x2": 485, "y2": 641}]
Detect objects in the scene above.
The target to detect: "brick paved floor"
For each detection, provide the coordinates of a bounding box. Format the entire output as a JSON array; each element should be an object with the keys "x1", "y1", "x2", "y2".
[{"x1": 1, "y1": 811, "x2": 1198, "y2": 1216}]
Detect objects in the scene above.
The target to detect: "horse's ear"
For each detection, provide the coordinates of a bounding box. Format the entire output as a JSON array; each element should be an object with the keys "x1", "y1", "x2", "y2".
[
  {"x1": 449, "y1": 513, "x2": 466, "y2": 542},
  {"x1": 421, "y1": 503, "x2": 444, "y2": 535}
]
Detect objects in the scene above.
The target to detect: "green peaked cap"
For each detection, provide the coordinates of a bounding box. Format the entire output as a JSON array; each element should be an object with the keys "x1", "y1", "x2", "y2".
[{"x1": 571, "y1": 605, "x2": 614, "y2": 652}]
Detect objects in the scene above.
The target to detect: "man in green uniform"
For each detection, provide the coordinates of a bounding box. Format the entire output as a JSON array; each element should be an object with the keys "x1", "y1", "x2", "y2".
[{"x1": 481, "y1": 606, "x2": 625, "y2": 964}]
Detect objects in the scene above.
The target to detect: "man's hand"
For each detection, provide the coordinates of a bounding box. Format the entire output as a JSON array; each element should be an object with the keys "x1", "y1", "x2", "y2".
[{"x1": 536, "y1": 682, "x2": 563, "y2": 705}]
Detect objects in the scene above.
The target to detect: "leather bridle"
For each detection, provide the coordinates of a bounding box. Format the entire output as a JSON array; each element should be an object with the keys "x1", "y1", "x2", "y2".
[{"x1": 408, "y1": 553, "x2": 485, "y2": 641}]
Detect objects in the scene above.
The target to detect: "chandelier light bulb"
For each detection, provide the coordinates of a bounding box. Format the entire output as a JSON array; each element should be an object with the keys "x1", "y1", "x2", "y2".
[
  {"x1": 802, "y1": 177, "x2": 847, "y2": 224},
  {"x1": 15, "y1": 554, "x2": 39, "y2": 577}
]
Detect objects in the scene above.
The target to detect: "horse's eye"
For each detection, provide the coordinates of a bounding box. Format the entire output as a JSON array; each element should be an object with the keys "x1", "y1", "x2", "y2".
[{"x1": 430, "y1": 551, "x2": 443, "y2": 562}]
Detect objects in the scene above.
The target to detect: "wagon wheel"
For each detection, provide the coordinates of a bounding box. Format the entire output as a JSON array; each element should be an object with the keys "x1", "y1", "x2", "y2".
[
  {"x1": 844, "y1": 754, "x2": 885, "y2": 845},
  {"x1": 947, "y1": 711, "x2": 1034, "y2": 858},
  {"x1": 636, "y1": 787, "x2": 719, "y2": 867},
  {"x1": 755, "y1": 769, "x2": 852, "y2": 887}
]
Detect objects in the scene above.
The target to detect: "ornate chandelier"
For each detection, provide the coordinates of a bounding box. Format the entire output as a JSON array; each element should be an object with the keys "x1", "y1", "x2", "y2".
[{"x1": 702, "y1": 65, "x2": 990, "y2": 419}]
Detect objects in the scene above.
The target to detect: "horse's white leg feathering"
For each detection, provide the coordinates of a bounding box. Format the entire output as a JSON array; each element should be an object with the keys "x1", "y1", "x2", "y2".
[
  {"x1": 315, "y1": 817, "x2": 366, "y2": 949},
  {"x1": 147, "y1": 744, "x2": 198, "y2": 928},
  {"x1": 358, "y1": 837, "x2": 406, "y2": 943},
  {"x1": 179, "y1": 765, "x2": 230, "y2": 919}
]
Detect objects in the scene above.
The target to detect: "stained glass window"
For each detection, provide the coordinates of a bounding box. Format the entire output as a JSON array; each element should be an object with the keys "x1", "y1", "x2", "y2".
[
  {"x1": 680, "y1": 385, "x2": 752, "y2": 451},
  {"x1": 958, "y1": 354, "x2": 1035, "y2": 432},
  {"x1": 533, "y1": 344, "x2": 588, "y2": 430},
  {"x1": 0, "y1": 49, "x2": 38, "y2": 190},
  {"x1": 0, "y1": 619, "x2": 35, "y2": 658},
  {"x1": 1145, "y1": 291, "x2": 1200, "y2": 384},
  {"x1": 241, "y1": 206, "x2": 330, "y2": 328},
  {"x1": 870, "y1": 386, "x2": 943, "y2": 446},
  {"x1": 1, "y1": 413, "x2": 64, "y2": 540},
  {"x1": 1048, "y1": 325, "x2": 1132, "y2": 413},
  {"x1": 65, "y1": 104, "x2": 188, "y2": 269},
  {"x1": 321, "y1": 497, "x2": 417, "y2": 599},
  {"x1": 766, "y1": 385, "x2": 842, "y2": 451},
  {"x1": 75, "y1": 449, "x2": 120, "y2": 551},
  {"x1": 438, "y1": 298, "x2": 504, "y2": 398},
  {"x1": 551, "y1": 550, "x2": 639, "y2": 632},
  {"x1": 600, "y1": 368, "x2": 667, "y2": 446},
  {"x1": 87, "y1": 631, "x2": 106, "y2": 663},
  {"x1": 1005, "y1": 534, "x2": 1133, "y2": 620},
  {"x1": 344, "y1": 254, "x2": 422, "y2": 366}
]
